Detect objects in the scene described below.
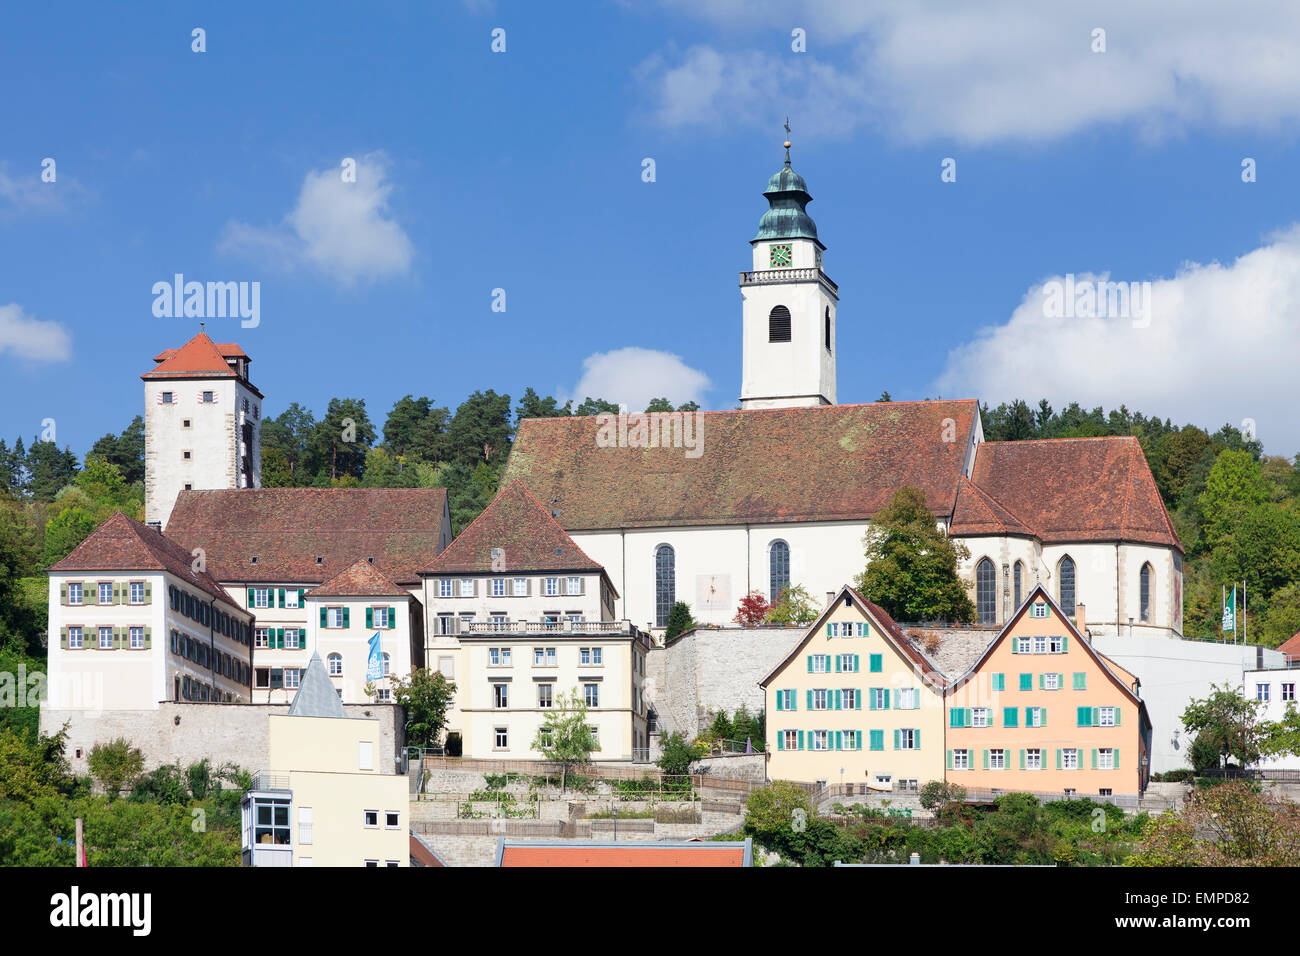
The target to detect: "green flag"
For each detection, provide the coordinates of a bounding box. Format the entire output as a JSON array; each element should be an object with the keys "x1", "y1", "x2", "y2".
[{"x1": 1222, "y1": 587, "x2": 1236, "y2": 633}]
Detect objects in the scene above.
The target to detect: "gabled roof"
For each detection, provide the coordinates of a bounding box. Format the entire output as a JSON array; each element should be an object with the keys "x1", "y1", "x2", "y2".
[
  {"x1": 307, "y1": 557, "x2": 409, "y2": 598},
  {"x1": 47, "y1": 510, "x2": 238, "y2": 606},
  {"x1": 502, "y1": 400, "x2": 980, "y2": 530},
  {"x1": 165, "y1": 488, "x2": 449, "y2": 585},
  {"x1": 410, "y1": 833, "x2": 446, "y2": 867},
  {"x1": 1279, "y1": 631, "x2": 1300, "y2": 661},
  {"x1": 957, "y1": 437, "x2": 1182, "y2": 552},
  {"x1": 142, "y1": 331, "x2": 253, "y2": 383},
  {"x1": 421, "y1": 481, "x2": 605, "y2": 578},
  {"x1": 288, "y1": 652, "x2": 347, "y2": 718},
  {"x1": 949, "y1": 475, "x2": 1033, "y2": 537},
  {"x1": 948, "y1": 583, "x2": 1143, "y2": 706},
  {"x1": 759, "y1": 585, "x2": 948, "y2": 690},
  {"x1": 494, "y1": 838, "x2": 752, "y2": 867}
]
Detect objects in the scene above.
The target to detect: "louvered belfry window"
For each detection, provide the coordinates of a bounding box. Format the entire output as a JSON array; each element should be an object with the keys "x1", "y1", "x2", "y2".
[{"x1": 769, "y1": 305, "x2": 792, "y2": 342}]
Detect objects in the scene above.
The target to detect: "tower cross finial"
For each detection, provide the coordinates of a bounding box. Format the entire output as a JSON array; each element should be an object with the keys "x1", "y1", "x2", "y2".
[{"x1": 783, "y1": 117, "x2": 792, "y2": 163}]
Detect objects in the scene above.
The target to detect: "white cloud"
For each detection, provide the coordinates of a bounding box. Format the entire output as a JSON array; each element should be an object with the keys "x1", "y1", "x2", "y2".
[
  {"x1": 933, "y1": 226, "x2": 1300, "y2": 454},
  {"x1": 219, "y1": 152, "x2": 413, "y2": 284},
  {"x1": 639, "y1": 0, "x2": 1300, "y2": 143},
  {"x1": 0, "y1": 303, "x2": 72, "y2": 362},
  {"x1": 0, "y1": 163, "x2": 86, "y2": 216},
  {"x1": 563, "y1": 347, "x2": 712, "y2": 411}
]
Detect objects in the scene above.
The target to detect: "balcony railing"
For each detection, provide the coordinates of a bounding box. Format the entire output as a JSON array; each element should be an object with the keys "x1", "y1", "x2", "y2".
[
  {"x1": 460, "y1": 619, "x2": 639, "y2": 637},
  {"x1": 247, "y1": 771, "x2": 291, "y2": 792},
  {"x1": 738, "y1": 267, "x2": 838, "y2": 293}
]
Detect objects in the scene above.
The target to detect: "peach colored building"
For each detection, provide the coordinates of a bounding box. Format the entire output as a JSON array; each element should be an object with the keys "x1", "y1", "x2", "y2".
[{"x1": 945, "y1": 585, "x2": 1151, "y2": 796}]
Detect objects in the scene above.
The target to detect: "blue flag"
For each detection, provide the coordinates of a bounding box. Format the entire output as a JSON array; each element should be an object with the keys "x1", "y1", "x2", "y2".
[{"x1": 366, "y1": 632, "x2": 383, "y2": 681}]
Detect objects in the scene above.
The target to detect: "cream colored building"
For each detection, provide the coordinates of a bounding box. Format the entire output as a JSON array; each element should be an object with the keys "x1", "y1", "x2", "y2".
[
  {"x1": 243, "y1": 654, "x2": 409, "y2": 867},
  {"x1": 46, "y1": 511, "x2": 254, "y2": 713},
  {"x1": 761, "y1": 586, "x2": 948, "y2": 791}
]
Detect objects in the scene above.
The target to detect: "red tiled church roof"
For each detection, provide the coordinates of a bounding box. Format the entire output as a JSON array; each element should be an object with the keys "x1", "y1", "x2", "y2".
[
  {"x1": 502, "y1": 401, "x2": 981, "y2": 530},
  {"x1": 958, "y1": 436, "x2": 1182, "y2": 552},
  {"x1": 422, "y1": 481, "x2": 604, "y2": 576},
  {"x1": 165, "y1": 488, "x2": 449, "y2": 585},
  {"x1": 949, "y1": 475, "x2": 1033, "y2": 537},
  {"x1": 47, "y1": 510, "x2": 238, "y2": 606}
]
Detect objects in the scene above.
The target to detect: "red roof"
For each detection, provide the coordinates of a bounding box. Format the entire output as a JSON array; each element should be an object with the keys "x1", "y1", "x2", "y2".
[
  {"x1": 1279, "y1": 632, "x2": 1300, "y2": 660},
  {"x1": 307, "y1": 557, "x2": 409, "y2": 598},
  {"x1": 47, "y1": 511, "x2": 240, "y2": 607},
  {"x1": 143, "y1": 332, "x2": 245, "y2": 381},
  {"x1": 422, "y1": 481, "x2": 604, "y2": 576},
  {"x1": 950, "y1": 475, "x2": 1033, "y2": 537},
  {"x1": 955, "y1": 437, "x2": 1182, "y2": 552},
  {"x1": 496, "y1": 841, "x2": 751, "y2": 867}
]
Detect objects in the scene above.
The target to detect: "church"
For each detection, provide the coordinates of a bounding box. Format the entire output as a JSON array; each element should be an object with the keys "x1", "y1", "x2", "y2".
[{"x1": 502, "y1": 140, "x2": 1184, "y2": 642}]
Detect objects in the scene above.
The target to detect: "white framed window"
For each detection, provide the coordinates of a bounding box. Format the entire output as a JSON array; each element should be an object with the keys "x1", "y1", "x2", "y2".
[
  {"x1": 438, "y1": 579, "x2": 452, "y2": 598},
  {"x1": 1257, "y1": 683, "x2": 1271, "y2": 702},
  {"x1": 284, "y1": 668, "x2": 301, "y2": 689},
  {"x1": 1033, "y1": 635, "x2": 1047, "y2": 654},
  {"x1": 99, "y1": 627, "x2": 113, "y2": 649},
  {"x1": 534, "y1": 647, "x2": 556, "y2": 666},
  {"x1": 202, "y1": 390, "x2": 215, "y2": 403},
  {"x1": 839, "y1": 653, "x2": 856, "y2": 673},
  {"x1": 544, "y1": 577, "x2": 559, "y2": 596},
  {"x1": 512, "y1": 578, "x2": 527, "y2": 596},
  {"x1": 1026, "y1": 748, "x2": 1042, "y2": 770},
  {"x1": 327, "y1": 607, "x2": 344, "y2": 628},
  {"x1": 372, "y1": 607, "x2": 389, "y2": 629},
  {"x1": 971, "y1": 707, "x2": 990, "y2": 728},
  {"x1": 579, "y1": 647, "x2": 603, "y2": 665},
  {"x1": 284, "y1": 589, "x2": 299, "y2": 609},
  {"x1": 782, "y1": 730, "x2": 798, "y2": 750},
  {"x1": 491, "y1": 578, "x2": 505, "y2": 597},
  {"x1": 488, "y1": 647, "x2": 511, "y2": 666},
  {"x1": 1062, "y1": 749, "x2": 1079, "y2": 770},
  {"x1": 1049, "y1": 635, "x2": 1064, "y2": 653},
  {"x1": 253, "y1": 588, "x2": 270, "y2": 609},
  {"x1": 839, "y1": 689, "x2": 857, "y2": 710},
  {"x1": 810, "y1": 654, "x2": 829, "y2": 673},
  {"x1": 458, "y1": 579, "x2": 474, "y2": 597},
  {"x1": 129, "y1": 627, "x2": 144, "y2": 649},
  {"x1": 1043, "y1": 673, "x2": 1060, "y2": 690},
  {"x1": 989, "y1": 749, "x2": 1006, "y2": 770},
  {"x1": 285, "y1": 629, "x2": 300, "y2": 649},
  {"x1": 161, "y1": 391, "x2": 173, "y2": 404},
  {"x1": 381, "y1": 653, "x2": 391, "y2": 677},
  {"x1": 68, "y1": 582, "x2": 83, "y2": 605},
  {"x1": 1027, "y1": 707, "x2": 1045, "y2": 728},
  {"x1": 68, "y1": 626, "x2": 83, "y2": 648},
  {"x1": 375, "y1": 688, "x2": 392, "y2": 702},
  {"x1": 870, "y1": 688, "x2": 888, "y2": 710},
  {"x1": 566, "y1": 612, "x2": 582, "y2": 626},
  {"x1": 363, "y1": 810, "x2": 379, "y2": 828},
  {"x1": 1099, "y1": 706, "x2": 1116, "y2": 727},
  {"x1": 328, "y1": 653, "x2": 343, "y2": 676},
  {"x1": 1285, "y1": 683, "x2": 1296, "y2": 702},
  {"x1": 566, "y1": 576, "x2": 581, "y2": 595},
  {"x1": 538, "y1": 684, "x2": 553, "y2": 708},
  {"x1": 778, "y1": 689, "x2": 795, "y2": 710},
  {"x1": 584, "y1": 683, "x2": 599, "y2": 708},
  {"x1": 385, "y1": 811, "x2": 400, "y2": 829},
  {"x1": 494, "y1": 727, "x2": 508, "y2": 750},
  {"x1": 255, "y1": 628, "x2": 270, "y2": 649},
  {"x1": 437, "y1": 615, "x2": 454, "y2": 636},
  {"x1": 129, "y1": 582, "x2": 145, "y2": 604},
  {"x1": 587, "y1": 725, "x2": 599, "y2": 748},
  {"x1": 1098, "y1": 748, "x2": 1115, "y2": 770},
  {"x1": 811, "y1": 730, "x2": 829, "y2": 751},
  {"x1": 98, "y1": 582, "x2": 113, "y2": 605},
  {"x1": 812, "y1": 689, "x2": 828, "y2": 711},
  {"x1": 952, "y1": 749, "x2": 969, "y2": 770},
  {"x1": 896, "y1": 688, "x2": 920, "y2": 710},
  {"x1": 493, "y1": 684, "x2": 509, "y2": 708},
  {"x1": 1030, "y1": 602, "x2": 1048, "y2": 618},
  {"x1": 1015, "y1": 636, "x2": 1030, "y2": 654}
]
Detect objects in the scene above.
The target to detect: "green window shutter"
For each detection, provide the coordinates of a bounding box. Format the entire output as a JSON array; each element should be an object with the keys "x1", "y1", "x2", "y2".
[
  {"x1": 1011, "y1": 638, "x2": 1018, "y2": 654},
  {"x1": 1040, "y1": 708, "x2": 1046, "y2": 728},
  {"x1": 1073, "y1": 672, "x2": 1085, "y2": 690},
  {"x1": 883, "y1": 689, "x2": 890, "y2": 710},
  {"x1": 853, "y1": 654, "x2": 860, "y2": 672},
  {"x1": 60, "y1": 627, "x2": 67, "y2": 649},
  {"x1": 1057, "y1": 673, "x2": 1064, "y2": 689},
  {"x1": 60, "y1": 583, "x2": 67, "y2": 605},
  {"x1": 870, "y1": 730, "x2": 882, "y2": 751},
  {"x1": 388, "y1": 607, "x2": 397, "y2": 629},
  {"x1": 1038, "y1": 673, "x2": 1045, "y2": 690},
  {"x1": 278, "y1": 628, "x2": 286, "y2": 649},
  {"x1": 854, "y1": 690, "x2": 861, "y2": 711},
  {"x1": 775, "y1": 693, "x2": 783, "y2": 712},
  {"x1": 797, "y1": 731, "x2": 805, "y2": 751},
  {"x1": 1003, "y1": 707, "x2": 1017, "y2": 728},
  {"x1": 278, "y1": 588, "x2": 285, "y2": 607},
  {"x1": 144, "y1": 627, "x2": 151, "y2": 649},
  {"x1": 1018, "y1": 749, "x2": 1025, "y2": 770},
  {"x1": 1019, "y1": 674, "x2": 1031, "y2": 691},
  {"x1": 298, "y1": 589, "x2": 306, "y2": 605},
  {"x1": 1090, "y1": 748, "x2": 1098, "y2": 769},
  {"x1": 777, "y1": 734, "x2": 784, "y2": 751},
  {"x1": 790, "y1": 691, "x2": 797, "y2": 712},
  {"x1": 869, "y1": 690, "x2": 877, "y2": 712},
  {"x1": 826, "y1": 623, "x2": 832, "y2": 637},
  {"x1": 342, "y1": 607, "x2": 350, "y2": 628},
  {"x1": 1061, "y1": 635, "x2": 1068, "y2": 652},
  {"x1": 145, "y1": 582, "x2": 152, "y2": 603},
  {"x1": 1055, "y1": 749, "x2": 1062, "y2": 770},
  {"x1": 807, "y1": 656, "x2": 812, "y2": 673},
  {"x1": 1113, "y1": 708, "x2": 1121, "y2": 726},
  {"x1": 1114, "y1": 749, "x2": 1120, "y2": 770},
  {"x1": 320, "y1": 606, "x2": 328, "y2": 628},
  {"x1": 834, "y1": 690, "x2": 842, "y2": 710},
  {"x1": 248, "y1": 588, "x2": 255, "y2": 604},
  {"x1": 915, "y1": 729, "x2": 921, "y2": 749},
  {"x1": 807, "y1": 690, "x2": 813, "y2": 710},
  {"x1": 946, "y1": 749, "x2": 953, "y2": 770},
  {"x1": 835, "y1": 731, "x2": 843, "y2": 751},
  {"x1": 982, "y1": 749, "x2": 989, "y2": 770},
  {"x1": 1092, "y1": 707, "x2": 1100, "y2": 726},
  {"x1": 366, "y1": 607, "x2": 373, "y2": 629},
  {"x1": 1077, "y1": 706, "x2": 1090, "y2": 727},
  {"x1": 870, "y1": 654, "x2": 882, "y2": 673},
  {"x1": 950, "y1": 708, "x2": 959, "y2": 728},
  {"x1": 893, "y1": 729, "x2": 900, "y2": 750},
  {"x1": 834, "y1": 655, "x2": 840, "y2": 673}
]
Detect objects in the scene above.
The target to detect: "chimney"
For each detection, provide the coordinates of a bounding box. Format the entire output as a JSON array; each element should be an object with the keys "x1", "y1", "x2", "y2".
[
  {"x1": 909, "y1": 852, "x2": 920, "y2": 866},
  {"x1": 826, "y1": 591, "x2": 835, "y2": 608},
  {"x1": 1075, "y1": 603, "x2": 1086, "y2": 637}
]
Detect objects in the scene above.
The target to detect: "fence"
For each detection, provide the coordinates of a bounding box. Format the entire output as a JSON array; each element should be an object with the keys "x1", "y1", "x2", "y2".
[
  {"x1": 1196, "y1": 767, "x2": 1300, "y2": 783},
  {"x1": 419, "y1": 756, "x2": 678, "y2": 782}
]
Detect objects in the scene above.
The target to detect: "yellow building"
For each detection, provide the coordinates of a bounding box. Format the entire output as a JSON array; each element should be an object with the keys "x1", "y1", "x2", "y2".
[
  {"x1": 760, "y1": 587, "x2": 948, "y2": 792},
  {"x1": 242, "y1": 652, "x2": 409, "y2": 867}
]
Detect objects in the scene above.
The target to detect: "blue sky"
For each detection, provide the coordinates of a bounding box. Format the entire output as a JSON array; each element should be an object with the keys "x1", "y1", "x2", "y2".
[{"x1": 5, "y1": 0, "x2": 1300, "y2": 457}]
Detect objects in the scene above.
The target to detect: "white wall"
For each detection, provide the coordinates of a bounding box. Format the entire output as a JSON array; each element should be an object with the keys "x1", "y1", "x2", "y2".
[{"x1": 1243, "y1": 667, "x2": 1300, "y2": 771}]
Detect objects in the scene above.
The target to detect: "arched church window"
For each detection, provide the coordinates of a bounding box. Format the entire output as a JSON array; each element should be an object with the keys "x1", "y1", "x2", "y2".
[
  {"x1": 769, "y1": 306, "x2": 792, "y2": 343},
  {"x1": 976, "y1": 558, "x2": 997, "y2": 625},
  {"x1": 770, "y1": 540, "x2": 790, "y2": 602},
  {"x1": 824, "y1": 307, "x2": 832, "y2": 352},
  {"x1": 1013, "y1": 561, "x2": 1025, "y2": 610},
  {"x1": 655, "y1": 545, "x2": 675, "y2": 628},
  {"x1": 1140, "y1": 563, "x2": 1153, "y2": 622},
  {"x1": 1058, "y1": 555, "x2": 1076, "y2": 617}
]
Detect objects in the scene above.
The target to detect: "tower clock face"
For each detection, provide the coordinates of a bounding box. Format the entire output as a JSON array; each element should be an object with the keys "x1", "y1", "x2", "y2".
[{"x1": 769, "y1": 243, "x2": 792, "y2": 268}]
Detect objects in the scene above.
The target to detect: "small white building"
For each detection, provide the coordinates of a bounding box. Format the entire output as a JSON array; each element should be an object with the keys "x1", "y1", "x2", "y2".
[
  {"x1": 1245, "y1": 664, "x2": 1300, "y2": 771},
  {"x1": 45, "y1": 510, "x2": 255, "y2": 713}
]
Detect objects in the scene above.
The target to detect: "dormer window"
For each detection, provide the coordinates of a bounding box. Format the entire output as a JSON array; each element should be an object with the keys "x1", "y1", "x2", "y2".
[
  {"x1": 316, "y1": 557, "x2": 324, "y2": 565},
  {"x1": 250, "y1": 556, "x2": 259, "y2": 565}
]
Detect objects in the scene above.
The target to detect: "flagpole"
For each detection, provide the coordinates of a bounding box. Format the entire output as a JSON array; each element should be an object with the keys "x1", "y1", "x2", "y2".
[
  {"x1": 1221, "y1": 585, "x2": 1226, "y2": 644},
  {"x1": 1243, "y1": 580, "x2": 1247, "y2": 645}
]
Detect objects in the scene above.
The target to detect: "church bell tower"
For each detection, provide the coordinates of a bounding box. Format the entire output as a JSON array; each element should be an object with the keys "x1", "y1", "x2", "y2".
[{"x1": 739, "y1": 128, "x2": 838, "y2": 409}]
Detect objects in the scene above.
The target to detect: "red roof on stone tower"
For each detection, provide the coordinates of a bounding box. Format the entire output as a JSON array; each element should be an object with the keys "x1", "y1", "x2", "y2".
[{"x1": 142, "y1": 331, "x2": 259, "y2": 394}]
